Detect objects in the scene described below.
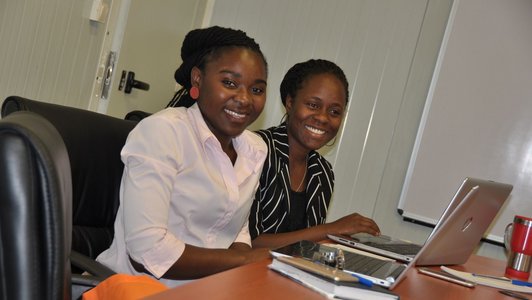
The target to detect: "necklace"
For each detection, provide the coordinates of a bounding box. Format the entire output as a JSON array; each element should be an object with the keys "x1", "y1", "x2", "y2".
[{"x1": 295, "y1": 160, "x2": 308, "y2": 192}]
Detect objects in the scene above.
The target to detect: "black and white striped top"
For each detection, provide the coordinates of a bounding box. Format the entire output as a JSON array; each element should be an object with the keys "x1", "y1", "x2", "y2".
[{"x1": 249, "y1": 123, "x2": 335, "y2": 239}]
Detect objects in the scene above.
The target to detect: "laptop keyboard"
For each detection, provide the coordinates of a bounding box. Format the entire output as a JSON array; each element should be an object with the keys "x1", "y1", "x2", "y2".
[
  {"x1": 364, "y1": 242, "x2": 422, "y2": 255},
  {"x1": 343, "y1": 252, "x2": 389, "y2": 275},
  {"x1": 389, "y1": 264, "x2": 407, "y2": 278}
]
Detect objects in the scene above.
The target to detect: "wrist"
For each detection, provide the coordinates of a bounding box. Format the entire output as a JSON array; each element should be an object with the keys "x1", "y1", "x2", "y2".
[{"x1": 319, "y1": 222, "x2": 333, "y2": 237}]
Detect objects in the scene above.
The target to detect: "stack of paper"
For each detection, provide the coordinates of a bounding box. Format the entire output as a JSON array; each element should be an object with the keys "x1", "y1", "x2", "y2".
[{"x1": 269, "y1": 256, "x2": 399, "y2": 300}]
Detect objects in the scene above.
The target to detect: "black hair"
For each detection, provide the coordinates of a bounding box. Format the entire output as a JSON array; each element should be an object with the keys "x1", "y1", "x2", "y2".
[
  {"x1": 167, "y1": 26, "x2": 268, "y2": 108},
  {"x1": 279, "y1": 59, "x2": 349, "y2": 107}
]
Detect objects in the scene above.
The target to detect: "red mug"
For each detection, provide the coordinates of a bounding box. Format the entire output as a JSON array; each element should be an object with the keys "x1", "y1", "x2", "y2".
[{"x1": 504, "y1": 215, "x2": 532, "y2": 280}]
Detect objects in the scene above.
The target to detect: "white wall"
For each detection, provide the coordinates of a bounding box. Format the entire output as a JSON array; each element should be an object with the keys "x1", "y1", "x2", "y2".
[
  {"x1": 399, "y1": 0, "x2": 532, "y2": 244},
  {"x1": 0, "y1": 0, "x2": 109, "y2": 108}
]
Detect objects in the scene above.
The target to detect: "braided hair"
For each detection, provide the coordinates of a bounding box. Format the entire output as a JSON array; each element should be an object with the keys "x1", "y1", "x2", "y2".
[
  {"x1": 279, "y1": 59, "x2": 349, "y2": 107},
  {"x1": 167, "y1": 26, "x2": 268, "y2": 108}
]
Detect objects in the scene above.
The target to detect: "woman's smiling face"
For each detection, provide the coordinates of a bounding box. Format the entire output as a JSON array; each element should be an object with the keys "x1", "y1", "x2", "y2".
[
  {"x1": 193, "y1": 47, "x2": 267, "y2": 145},
  {"x1": 285, "y1": 73, "x2": 347, "y2": 153}
]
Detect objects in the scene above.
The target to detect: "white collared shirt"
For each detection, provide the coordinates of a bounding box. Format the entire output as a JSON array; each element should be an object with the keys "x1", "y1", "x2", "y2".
[{"x1": 96, "y1": 104, "x2": 266, "y2": 287}]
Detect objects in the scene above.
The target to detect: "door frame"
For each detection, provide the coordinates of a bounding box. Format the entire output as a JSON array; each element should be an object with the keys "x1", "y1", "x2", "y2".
[
  {"x1": 88, "y1": 0, "x2": 129, "y2": 113},
  {"x1": 88, "y1": 0, "x2": 215, "y2": 114}
]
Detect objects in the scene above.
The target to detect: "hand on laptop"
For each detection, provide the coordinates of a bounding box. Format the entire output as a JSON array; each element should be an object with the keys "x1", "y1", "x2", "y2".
[{"x1": 326, "y1": 213, "x2": 381, "y2": 236}]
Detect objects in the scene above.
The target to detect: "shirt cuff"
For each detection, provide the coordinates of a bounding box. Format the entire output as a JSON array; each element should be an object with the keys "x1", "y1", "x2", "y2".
[
  {"x1": 139, "y1": 235, "x2": 186, "y2": 279},
  {"x1": 234, "y1": 222, "x2": 252, "y2": 246}
]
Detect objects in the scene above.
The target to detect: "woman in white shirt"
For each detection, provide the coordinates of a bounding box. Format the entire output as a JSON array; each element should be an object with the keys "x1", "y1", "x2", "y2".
[{"x1": 97, "y1": 26, "x2": 270, "y2": 287}]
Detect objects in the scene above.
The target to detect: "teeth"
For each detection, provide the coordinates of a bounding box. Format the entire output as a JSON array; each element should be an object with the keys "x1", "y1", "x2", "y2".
[
  {"x1": 225, "y1": 109, "x2": 245, "y2": 119},
  {"x1": 305, "y1": 125, "x2": 325, "y2": 135}
]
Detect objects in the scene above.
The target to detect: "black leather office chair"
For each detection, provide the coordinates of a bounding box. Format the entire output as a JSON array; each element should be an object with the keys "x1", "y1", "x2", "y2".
[
  {"x1": 0, "y1": 111, "x2": 71, "y2": 299},
  {"x1": 1, "y1": 96, "x2": 137, "y2": 265},
  {"x1": 0, "y1": 111, "x2": 115, "y2": 300}
]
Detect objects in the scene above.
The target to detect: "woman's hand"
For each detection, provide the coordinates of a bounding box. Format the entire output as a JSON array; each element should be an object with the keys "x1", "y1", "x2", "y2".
[{"x1": 326, "y1": 213, "x2": 380, "y2": 236}]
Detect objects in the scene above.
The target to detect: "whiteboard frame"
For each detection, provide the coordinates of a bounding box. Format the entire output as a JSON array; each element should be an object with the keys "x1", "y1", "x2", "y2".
[
  {"x1": 397, "y1": 0, "x2": 532, "y2": 243},
  {"x1": 397, "y1": 0, "x2": 461, "y2": 217}
]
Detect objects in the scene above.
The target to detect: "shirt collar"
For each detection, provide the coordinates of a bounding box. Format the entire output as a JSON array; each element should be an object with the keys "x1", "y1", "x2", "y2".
[
  {"x1": 187, "y1": 103, "x2": 215, "y2": 147},
  {"x1": 187, "y1": 103, "x2": 266, "y2": 172},
  {"x1": 271, "y1": 122, "x2": 290, "y2": 163}
]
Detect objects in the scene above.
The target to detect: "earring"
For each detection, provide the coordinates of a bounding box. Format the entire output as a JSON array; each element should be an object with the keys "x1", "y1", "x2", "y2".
[{"x1": 189, "y1": 86, "x2": 199, "y2": 100}]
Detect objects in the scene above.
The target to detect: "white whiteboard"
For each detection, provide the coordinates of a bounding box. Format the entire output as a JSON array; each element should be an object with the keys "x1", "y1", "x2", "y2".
[{"x1": 398, "y1": 0, "x2": 532, "y2": 243}]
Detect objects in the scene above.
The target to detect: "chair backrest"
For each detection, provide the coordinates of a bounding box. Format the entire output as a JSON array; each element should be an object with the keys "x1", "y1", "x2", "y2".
[
  {"x1": 1, "y1": 96, "x2": 137, "y2": 261},
  {"x1": 0, "y1": 111, "x2": 72, "y2": 300},
  {"x1": 124, "y1": 110, "x2": 152, "y2": 122}
]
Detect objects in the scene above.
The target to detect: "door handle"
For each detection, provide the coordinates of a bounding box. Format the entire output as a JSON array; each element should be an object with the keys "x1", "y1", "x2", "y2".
[
  {"x1": 100, "y1": 51, "x2": 116, "y2": 99},
  {"x1": 122, "y1": 71, "x2": 150, "y2": 94}
]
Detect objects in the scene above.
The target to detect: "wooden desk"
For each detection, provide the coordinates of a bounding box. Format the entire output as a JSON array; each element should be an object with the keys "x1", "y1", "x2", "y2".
[{"x1": 145, "y1": 255, "x2": 519, "y2": 300}]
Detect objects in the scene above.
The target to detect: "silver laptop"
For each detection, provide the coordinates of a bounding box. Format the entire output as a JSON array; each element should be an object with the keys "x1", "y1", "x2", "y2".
[
  {"x1": 328, "y1": 177, "x2": 512, "y2": 264},
  {"x1": 272, "y1": 178, "x2": 511, "y2": 289}
]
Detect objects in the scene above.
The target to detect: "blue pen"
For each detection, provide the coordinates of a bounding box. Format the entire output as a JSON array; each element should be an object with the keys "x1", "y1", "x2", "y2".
[
  {"x1": 510, "y1": 280, "x2": 532, "y2": 287},
  {"x1": 472, "y1": 273, "x2": 532, "y2": 287},
  {"x1": 351, "y1": 273, "x2": 374, "y2": 287}
]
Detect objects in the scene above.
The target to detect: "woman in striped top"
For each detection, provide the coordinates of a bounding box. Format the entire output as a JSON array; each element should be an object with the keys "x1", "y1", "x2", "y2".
[{"x1": 249, "y1": 59, "x2": 380, "y2": 249}]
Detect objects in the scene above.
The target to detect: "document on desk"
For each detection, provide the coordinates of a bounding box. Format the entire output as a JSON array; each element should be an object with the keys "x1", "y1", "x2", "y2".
[{"x1": 441, "y1": 266, "x2": 532, "y2": 294}]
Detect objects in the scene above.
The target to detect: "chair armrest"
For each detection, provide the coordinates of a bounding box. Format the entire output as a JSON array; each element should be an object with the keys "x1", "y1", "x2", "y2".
[
  {"x1": 71, "y1": 274, "x2": 103, "y2": 300},
  {"x1": 71, "y1": 251, "x2": 117, "y2": 300},
  {"x1": 71, "y1": 250, "x2": 116, "y2": 278}
]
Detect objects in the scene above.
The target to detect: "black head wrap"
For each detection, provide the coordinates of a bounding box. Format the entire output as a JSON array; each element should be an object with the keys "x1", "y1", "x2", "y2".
[{"x1": 167, "y1": 26, "x2": 266, "y2": 108}]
